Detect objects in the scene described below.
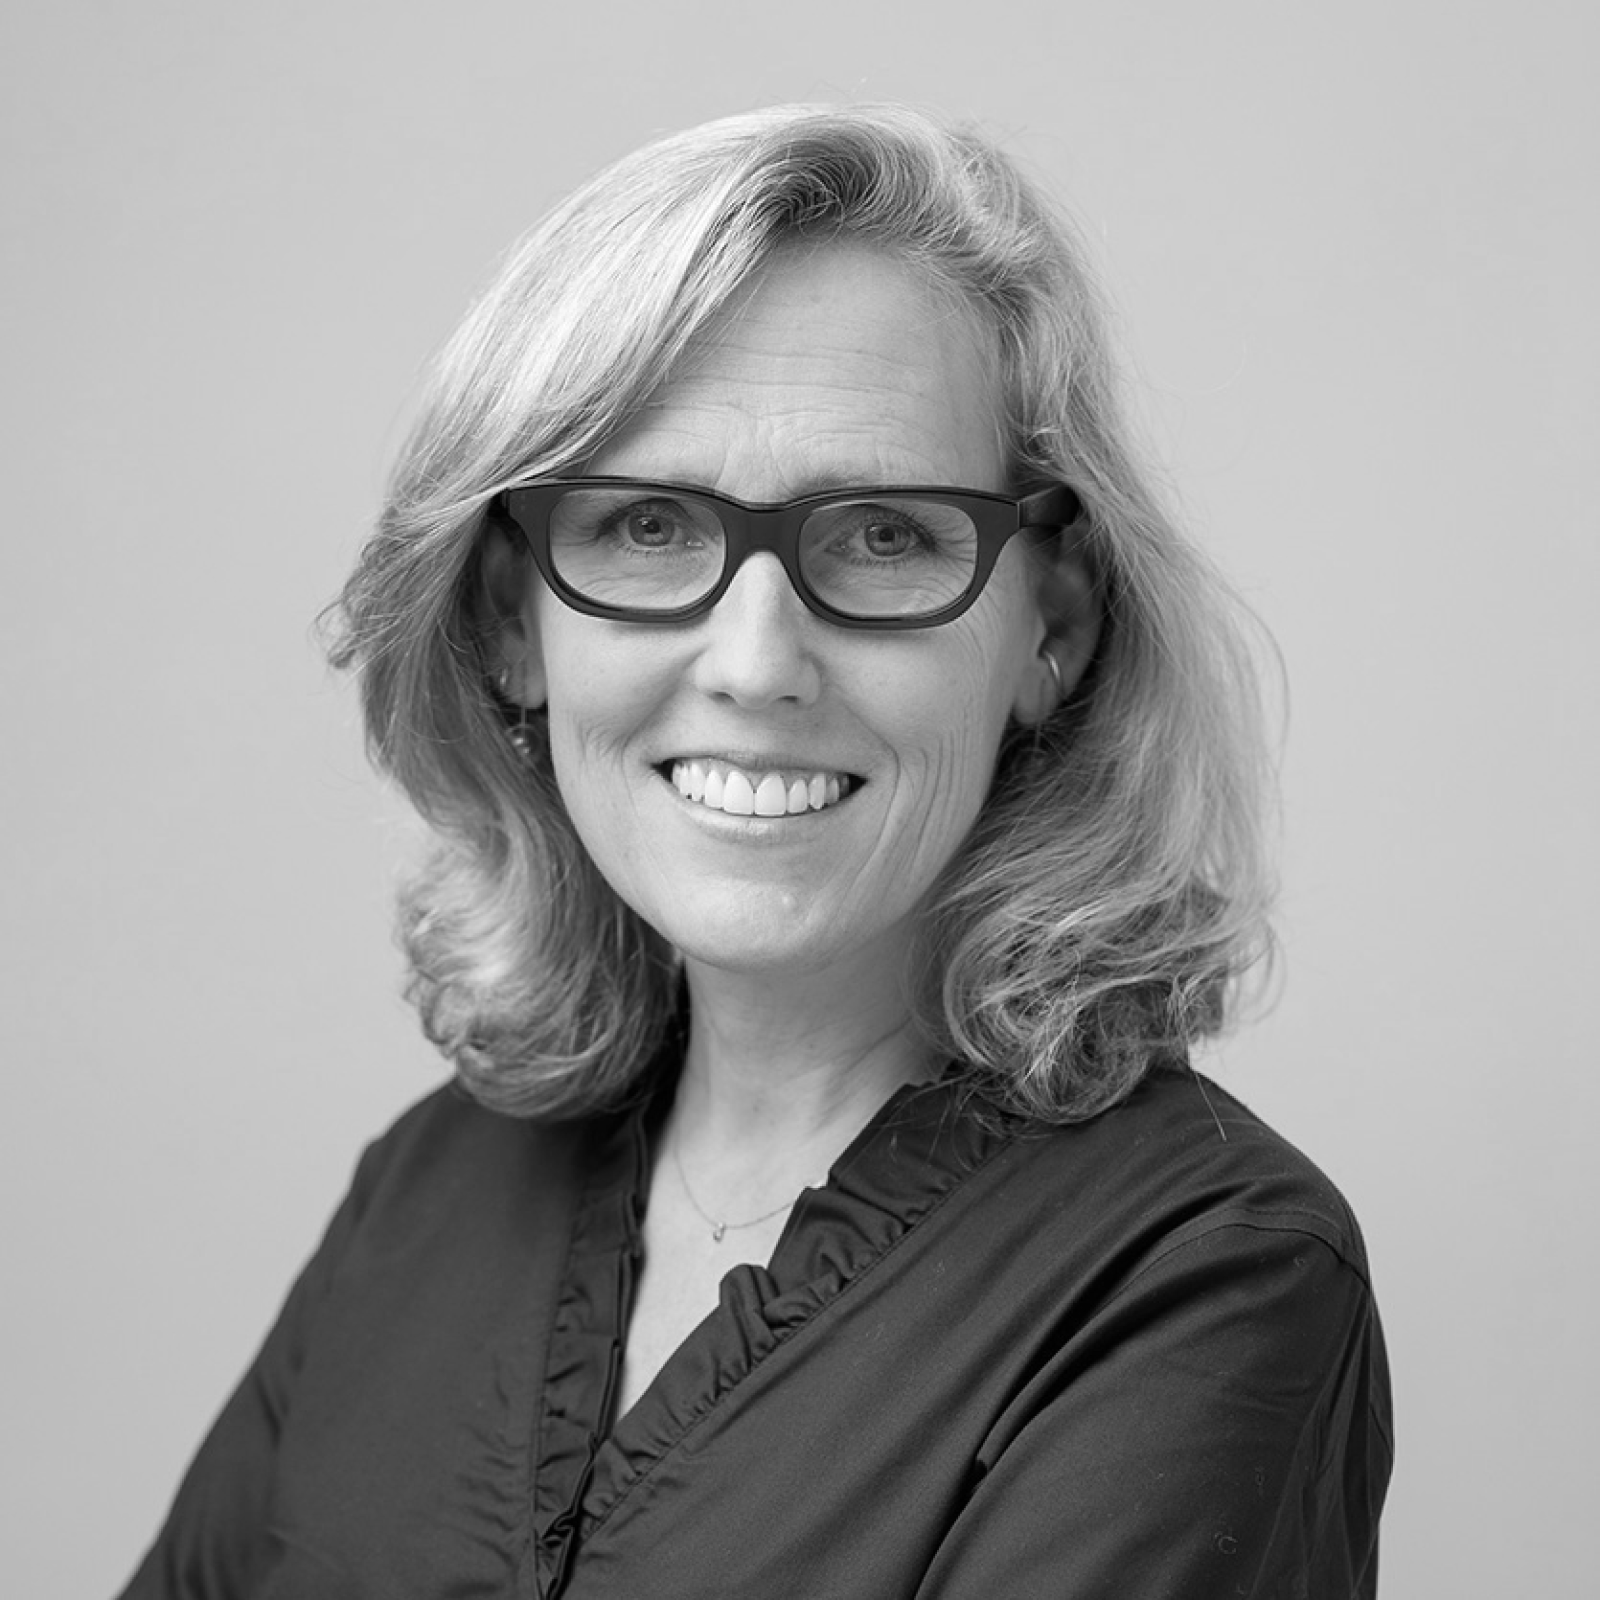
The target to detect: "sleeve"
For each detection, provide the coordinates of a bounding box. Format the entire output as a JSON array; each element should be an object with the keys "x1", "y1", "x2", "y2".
[
  {"x1": 915, "y1": 1216, "x2": 1394, "y2": 1600},
  {"x1": 112, "y1": 1136, "x2": 388, "y2": 1600}
]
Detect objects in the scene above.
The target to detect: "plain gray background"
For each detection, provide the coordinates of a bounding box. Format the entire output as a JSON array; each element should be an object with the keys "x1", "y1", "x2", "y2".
[{"x1": 3, "y1": 2, "x2": 1594, "y2": 1593}]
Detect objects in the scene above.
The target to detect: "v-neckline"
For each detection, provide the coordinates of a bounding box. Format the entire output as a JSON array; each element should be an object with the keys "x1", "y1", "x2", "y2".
[{"x1": 524, "y1": 1049, "x2": 1015, "y2": 1593}]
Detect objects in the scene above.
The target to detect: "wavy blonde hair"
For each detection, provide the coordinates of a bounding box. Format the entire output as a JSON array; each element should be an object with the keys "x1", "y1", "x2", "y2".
[{"x1": 327, "y1": 103, "x2": 1276, "y2": 1122}]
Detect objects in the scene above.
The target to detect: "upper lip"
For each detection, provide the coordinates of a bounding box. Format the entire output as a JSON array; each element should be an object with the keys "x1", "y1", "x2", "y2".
[{"x1": 659, "y1": 751, "x2": 865, "y2": 777}]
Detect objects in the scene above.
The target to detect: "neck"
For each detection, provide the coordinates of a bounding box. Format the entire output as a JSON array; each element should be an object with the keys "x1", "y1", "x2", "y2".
[{"x1": 673, "y1": 940, "x2": 936, "y2": 1167}]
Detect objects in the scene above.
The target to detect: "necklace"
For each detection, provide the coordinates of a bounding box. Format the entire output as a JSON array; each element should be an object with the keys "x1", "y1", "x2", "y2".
[{"x1": 670, "y1": 1138, "x2": 797, "y2": 1243}]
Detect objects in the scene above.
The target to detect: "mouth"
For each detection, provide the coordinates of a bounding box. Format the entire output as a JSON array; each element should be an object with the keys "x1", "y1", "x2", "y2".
[{"x1": 665, "y1": 757, "x2": 859, "y2": 817}]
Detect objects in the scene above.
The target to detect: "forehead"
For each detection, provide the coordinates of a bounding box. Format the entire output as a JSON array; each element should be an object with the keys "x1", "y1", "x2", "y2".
[{"x1": 587, "y1": 241, "x2": 1008, "y2": 497}]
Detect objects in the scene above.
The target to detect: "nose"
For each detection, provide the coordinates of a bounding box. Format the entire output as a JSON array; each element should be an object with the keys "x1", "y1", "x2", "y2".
[{"x1": 689, "y1": 552, "x2": 823, "y2": 708}]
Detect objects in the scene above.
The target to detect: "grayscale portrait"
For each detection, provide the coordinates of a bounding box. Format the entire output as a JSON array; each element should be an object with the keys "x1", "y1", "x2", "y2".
[{"x1": 5, "y1": 9, "x2": 1591, "y2": 1599}]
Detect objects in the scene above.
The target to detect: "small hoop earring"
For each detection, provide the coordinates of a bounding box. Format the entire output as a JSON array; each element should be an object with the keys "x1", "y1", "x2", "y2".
[{"x1": 1038, "y1": 644, "x2": 1066, "y2": 707}]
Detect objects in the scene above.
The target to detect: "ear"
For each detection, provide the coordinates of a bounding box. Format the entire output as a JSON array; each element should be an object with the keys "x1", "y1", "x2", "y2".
[
  {"x1": 476, "y1": 511, "x2": 548, "y2": 710},
  {"x1": 1012, "y1": 531, "x2": 1102, "y2": 726}
]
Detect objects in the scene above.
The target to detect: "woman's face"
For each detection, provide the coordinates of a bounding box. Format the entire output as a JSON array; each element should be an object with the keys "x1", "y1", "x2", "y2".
[{"x1": 519, "y1": 242, "x2": 1052, "y2": 980}]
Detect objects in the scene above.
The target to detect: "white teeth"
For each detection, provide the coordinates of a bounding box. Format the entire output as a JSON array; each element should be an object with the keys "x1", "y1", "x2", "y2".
[
  {"x1": 754, "y1": 774, "x2": 788, "y2": 816},
  {"x1": 670, "y1": 759, "x2": 852, "y2": 818}
]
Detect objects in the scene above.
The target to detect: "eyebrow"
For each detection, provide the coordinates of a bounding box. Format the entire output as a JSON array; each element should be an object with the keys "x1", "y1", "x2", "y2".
[
  {"x1": 589, "y1": 468, "x2": 970, "y2": 499},
  {"x1": 791, "y1": 468, "x2": 951, "y2": 494}
]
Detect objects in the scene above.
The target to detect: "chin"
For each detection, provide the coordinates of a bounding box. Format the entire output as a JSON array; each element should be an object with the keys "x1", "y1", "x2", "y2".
[{"x1": 659, "y1": 893, "x2": 907, "y2": 981}]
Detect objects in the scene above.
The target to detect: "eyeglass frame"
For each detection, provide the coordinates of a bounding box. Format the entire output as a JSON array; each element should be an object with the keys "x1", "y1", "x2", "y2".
[{"x1": 493, "y1": 477, "x2": 1083, "y2": 631}]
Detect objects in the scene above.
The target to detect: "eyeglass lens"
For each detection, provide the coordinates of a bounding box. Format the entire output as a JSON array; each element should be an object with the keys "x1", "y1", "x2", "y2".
[{"x1": 546, "y1": 486, "x2": 981, "y2": 619}]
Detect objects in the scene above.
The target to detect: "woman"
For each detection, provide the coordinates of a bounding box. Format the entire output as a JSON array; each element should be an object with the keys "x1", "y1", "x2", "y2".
[{"x1": 121, "y1": 105, "x2": 1391, "y2": 1598}]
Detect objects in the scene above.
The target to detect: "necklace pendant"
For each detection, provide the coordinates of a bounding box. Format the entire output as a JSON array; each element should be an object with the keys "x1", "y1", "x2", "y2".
[{"x1": 711, "y1": 1222, "x2": 727, "y2": 1242}]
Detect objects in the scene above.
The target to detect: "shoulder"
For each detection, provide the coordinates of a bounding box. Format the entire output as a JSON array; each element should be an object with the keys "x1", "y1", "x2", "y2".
[
  {"x1": 908, "y1": 1071, "x2": 1392, "y2": 1595},
  {"x1": 992, "y1": 1065, "x2": 1373, "y2": 1286},
  {"x1": 338, "y1": 1080, "x2": 595, "y2": 1236},
  {"x1": 275, "y1": 1082, "x2": 608, "y2": 1351},
  {"x1": 934, "y1": 1064, "x2": 1387, "y2": 1420},
  {"x1": 952, "y1": 1066, "x2": 1391, "y2": 1454}
]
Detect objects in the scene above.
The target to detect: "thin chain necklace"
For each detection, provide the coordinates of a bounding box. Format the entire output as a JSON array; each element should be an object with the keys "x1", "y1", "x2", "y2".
[{"x1": 670, "y1": 1137, "x2": 797, "y2": 1243}]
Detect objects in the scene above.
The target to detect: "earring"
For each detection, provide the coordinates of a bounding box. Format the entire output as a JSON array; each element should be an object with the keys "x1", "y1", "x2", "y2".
[
  {"x1": 1038, "y1": 644, "x2": 1067, "y2": 709},
  {"x1": 493, "y1": 666, "x2": 537, "y2": 760}
]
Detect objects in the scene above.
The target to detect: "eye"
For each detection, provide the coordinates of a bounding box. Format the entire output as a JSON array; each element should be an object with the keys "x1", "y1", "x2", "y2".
[
  {"x1": 856, "y1": 512, "x2": 926, "y2": 559},
  {"x1": 823, "y1": 503, "x2": 938, "y2": 563},
  {"x1": 603, "y1": 498, "x2": 702, "y2": 551}
]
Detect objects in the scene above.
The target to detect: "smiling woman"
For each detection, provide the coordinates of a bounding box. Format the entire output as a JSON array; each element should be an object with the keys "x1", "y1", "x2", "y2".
[
  {"x1": 490, "y1": 242, "x2": 1076, "y2": 998},
  {"x1": 117, "y1": 105, "x2": 1391, "y2": 1600}
]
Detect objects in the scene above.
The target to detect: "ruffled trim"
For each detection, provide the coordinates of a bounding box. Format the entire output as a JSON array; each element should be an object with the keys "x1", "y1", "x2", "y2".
[
  {"x1": 528, "y1": 1059, "x2": 675, "y2": 1596},
  {"x1": 576, "y1": 1073, "x2": 1019, "y2": 1540}
]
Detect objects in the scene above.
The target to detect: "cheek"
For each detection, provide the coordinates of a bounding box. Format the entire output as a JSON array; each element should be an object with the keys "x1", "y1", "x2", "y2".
[
  {"x1": 887, "y1": 626, "x2": 1030, "y2": 816},
  {"x1": 536, "y1": 614, "x2": 652, "y2": 789}
]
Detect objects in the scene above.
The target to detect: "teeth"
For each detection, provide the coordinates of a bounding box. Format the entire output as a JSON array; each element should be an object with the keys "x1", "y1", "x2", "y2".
[
  {"x1": 723, "y1": 770, "x2": 756, "y2": 815},
  {"x1": 754, "y1": 774, "x2": 788, "y2": 816},
  {"x1": 670, "y1": 758, "x2": 853, "y2": 818}
]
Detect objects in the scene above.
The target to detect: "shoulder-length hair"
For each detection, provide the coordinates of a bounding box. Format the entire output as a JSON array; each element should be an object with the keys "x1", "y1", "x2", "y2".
[{"x1": 328, "y1": 103, "x2": 1275, "y2": 1123}]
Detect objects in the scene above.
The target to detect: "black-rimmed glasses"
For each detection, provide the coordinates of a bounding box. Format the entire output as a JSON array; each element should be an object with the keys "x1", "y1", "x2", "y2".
[{"x1": 495, "y1": 478, "x2": 1082, "y2": 630}]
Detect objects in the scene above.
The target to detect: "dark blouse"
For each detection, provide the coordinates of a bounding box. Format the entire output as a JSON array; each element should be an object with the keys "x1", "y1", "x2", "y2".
[{"x1": 119, "y1": 1056, "x2": 1392, "y2": 1599}]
